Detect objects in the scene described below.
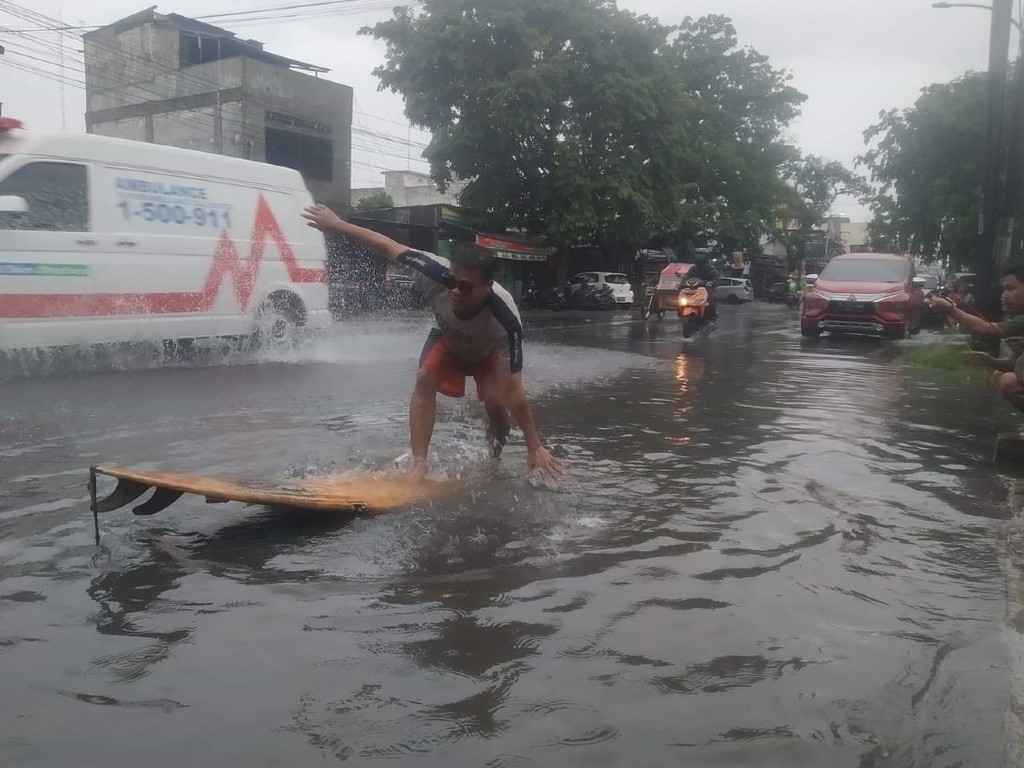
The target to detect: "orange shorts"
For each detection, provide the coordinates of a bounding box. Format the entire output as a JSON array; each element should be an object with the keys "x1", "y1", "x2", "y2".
[{"x1": 419, "y1": 331, "x2": 500, "y2": 399}]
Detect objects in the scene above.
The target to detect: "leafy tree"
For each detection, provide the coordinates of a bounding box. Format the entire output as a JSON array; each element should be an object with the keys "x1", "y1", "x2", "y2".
[
  {"x1": 664, "y1": 15, "x2": 804, "y2": 252},
  {"x1": 354, "y1": 190, "x2": 395, "y2": 211},
  {"x1": 773, "y1": 154, "x2": 870, "y2": 269},
  {"x1": 364, "y1": 0, "x2": 698, "y2": 262},
  {"x1": 365, "y1": 0, "x2": 808, "y2": 268},
  {"x1": 860, "y1": 72, "x2": 990, "y2": 267}
]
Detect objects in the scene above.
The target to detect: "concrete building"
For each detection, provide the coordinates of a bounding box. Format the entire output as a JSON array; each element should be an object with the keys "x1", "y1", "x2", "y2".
[
  {"x1": 84, "y1": 8, "x2": 352, "y2": 210},
  {"x1": 351, "y1": 170, "x2": 466, "y2": 210},
  {"x1": 839, "y1": 221, "x2": 871, "y2": 253}
]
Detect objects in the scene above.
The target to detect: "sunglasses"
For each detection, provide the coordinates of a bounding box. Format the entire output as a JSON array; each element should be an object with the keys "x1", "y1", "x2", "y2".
[{"x1": 444, "y1": 277, "x2": 483, "y2": 295}]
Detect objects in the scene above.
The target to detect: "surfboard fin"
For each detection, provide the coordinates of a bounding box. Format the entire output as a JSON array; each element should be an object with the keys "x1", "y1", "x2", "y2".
[
  {"x1": 132, "y1": 487, "x2": 185, "y2": 516},
  {"x1": 92, "y1": 477, "x2": 152, "y2": 513}
]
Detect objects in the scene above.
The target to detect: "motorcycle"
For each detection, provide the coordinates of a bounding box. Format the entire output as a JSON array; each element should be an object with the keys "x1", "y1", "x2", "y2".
[
  {"x1": 535, "y1": 283, "x2": 571, "y2": 311},
  {"x1": 519, "y1": 283, "x2": 540, "y2": 310},
  {"x1": 677, "y1": 277, "x2": 713, "y2": 338},
  {"x1": 767, "y1": 282, "x2": 788, "y2": 304},
  {"x1": 573, "y1": 283, "x2": 617, "y2": 310},
  {"x1": 640, "y1": 285, "x2": 663, "y2": 320}
]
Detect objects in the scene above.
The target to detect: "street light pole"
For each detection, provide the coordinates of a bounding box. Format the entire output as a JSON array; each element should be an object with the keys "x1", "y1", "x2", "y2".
[
  {"x1": 1000, "y1": 13, "x2": 1024, "y2": 287},
  {"x1": 936, "y1": 0, "x2": 1016, "y2": 337},
  {"x1": 979, "y1": 0, "x2": 1014, "y2": 332},
  {"x1": 933, "y1": 2, "x2": 1024, "y2": 32}
]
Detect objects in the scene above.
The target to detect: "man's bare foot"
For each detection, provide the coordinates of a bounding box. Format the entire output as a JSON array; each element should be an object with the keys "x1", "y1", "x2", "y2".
[{"x1": 410, "y1": 459, "x2": 428, "y2": 481}]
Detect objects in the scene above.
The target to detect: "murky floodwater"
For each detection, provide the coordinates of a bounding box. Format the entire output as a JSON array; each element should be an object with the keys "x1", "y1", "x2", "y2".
[{"x1": 0, "y1": 304, "x2": 1019, "y2": 767}]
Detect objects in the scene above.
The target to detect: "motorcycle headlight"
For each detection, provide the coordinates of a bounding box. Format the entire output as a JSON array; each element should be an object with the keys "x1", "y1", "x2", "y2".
[{"x1": 679, "y1": 296, "x2": 689, "y2": 306}]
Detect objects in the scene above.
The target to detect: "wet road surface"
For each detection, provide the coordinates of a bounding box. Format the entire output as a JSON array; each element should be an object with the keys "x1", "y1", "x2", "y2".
[{"x1": 0, "y1": 302, "x2": 1020, "y2": 767}]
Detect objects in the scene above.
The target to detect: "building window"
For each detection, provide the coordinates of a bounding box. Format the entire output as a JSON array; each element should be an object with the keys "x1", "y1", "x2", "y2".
[
  {"x1": 265, "y1": 127, "x2": 333, "y2": 182},
  {"x1": 0, "y1": 162, "x2": 89, "y2": 231},
  {"x1": 180, "y1": 32, "x2": 223, "y2": 67}
]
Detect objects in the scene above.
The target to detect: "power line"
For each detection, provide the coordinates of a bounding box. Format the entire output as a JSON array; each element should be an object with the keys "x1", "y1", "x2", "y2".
[
  {"x1": 0, "y1": 0, "x2": 433, "y2": 174},
  {"x1": 1, "y1": 1, "x2": 426, "y2": 146},
  {"x1": 0, "y1": 1, "x2": 429, "y2": 140},
  {"x1": 198, "y1": 0, "x2": 401, "y2": 21},
  {"x1": 0, "y1": 0, "x2": 420, "y2": 32},
  {"x1": 4, "y1": 55, "x2": 429, "y2": 168}
]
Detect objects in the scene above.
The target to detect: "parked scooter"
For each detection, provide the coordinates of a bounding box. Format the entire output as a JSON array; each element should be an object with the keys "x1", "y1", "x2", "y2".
[
  {"x1": 519, "y1": 282, "x2": 540, "y2": 310},
  {"x1": 538, "y1": 283, "x2": 572, "y2": 311},
  {"x1": 573, "y1": 283, "x2": 617, "y2": 310}
]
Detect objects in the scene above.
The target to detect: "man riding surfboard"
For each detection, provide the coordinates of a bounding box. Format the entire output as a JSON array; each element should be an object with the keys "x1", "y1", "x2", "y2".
[{"x1": 302, "y1": 205, "x2": 563, "y2": 481}]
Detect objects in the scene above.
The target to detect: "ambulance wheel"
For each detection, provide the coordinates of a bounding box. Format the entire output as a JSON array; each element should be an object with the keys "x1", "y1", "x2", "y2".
[{"x1": 252, "y1": 294, "x2": 304, "y2": 350}]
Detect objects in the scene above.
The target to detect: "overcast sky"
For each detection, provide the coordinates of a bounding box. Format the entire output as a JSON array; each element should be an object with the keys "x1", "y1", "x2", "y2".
[{"x1": 1, "y1": 0, "x2": 1005, "y2": 220}]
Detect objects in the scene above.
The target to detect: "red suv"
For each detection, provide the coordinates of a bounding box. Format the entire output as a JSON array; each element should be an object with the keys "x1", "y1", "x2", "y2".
[{"x1": 800, "y1": 253, "x2": 926, "y2": 339}]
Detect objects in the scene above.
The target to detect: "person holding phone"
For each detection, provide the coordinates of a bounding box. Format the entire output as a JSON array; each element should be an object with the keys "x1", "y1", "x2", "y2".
[{"x1": 931, "y1": 266, "x2": 1024, "y2": 411}]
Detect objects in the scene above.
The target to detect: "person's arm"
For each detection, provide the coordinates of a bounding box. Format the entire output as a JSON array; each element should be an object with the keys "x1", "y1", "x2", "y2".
[
  {"x1": 931, "y1": 297, "x2": 1003, "y2": 337},
  {"x1": 488, "y1": 294, "x2": 562, "y2": 479},
  {"x1": 504, "y1": 373, "x2": 563, "y2": 479},
  {"x1": 965, "y1": 351, "x2": 1015, "y2": 371},
  {"x1": 302, "y1": 205, "x2": 407, "y2": 262}
]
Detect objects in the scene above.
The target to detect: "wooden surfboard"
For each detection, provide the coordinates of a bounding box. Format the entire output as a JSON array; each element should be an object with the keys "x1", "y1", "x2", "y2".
[{"x1": 88, "y1": 464, "x2": 461, "y2": 520}]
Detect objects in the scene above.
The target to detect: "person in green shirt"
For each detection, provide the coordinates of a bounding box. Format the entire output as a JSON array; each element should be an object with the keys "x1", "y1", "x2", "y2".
[{"x1": 929, "y1": 265, "x2": 1024, "y2": 411}]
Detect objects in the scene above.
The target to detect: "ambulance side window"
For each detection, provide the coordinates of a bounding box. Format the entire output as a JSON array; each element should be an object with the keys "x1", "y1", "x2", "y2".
[{"x1": 0, "y1": 162, "x2": 88, "y2": 232}]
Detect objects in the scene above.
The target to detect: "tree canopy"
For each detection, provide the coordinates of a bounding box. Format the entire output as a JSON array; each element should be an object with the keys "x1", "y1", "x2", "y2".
[
  {"x1": 771, "y1": 155, "x2": 870, "y2": 267},
  {"x1": 354, "y1": 190, "x2": 395, "y2": 212},
  {"x1": 664, "y1": 15, "x2": 805, "y2": 251},
  {"x1": 364, "y1": 0, "x2": 809, "y2": 256},
  {"x1": 860, "y1": 72, "x2": 991, "y2": 267}
]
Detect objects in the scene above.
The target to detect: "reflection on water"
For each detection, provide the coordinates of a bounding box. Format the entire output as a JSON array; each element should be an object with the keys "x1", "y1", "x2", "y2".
[{"x1": 0, "y1": 308, "x2": 1018, "y2": 767}]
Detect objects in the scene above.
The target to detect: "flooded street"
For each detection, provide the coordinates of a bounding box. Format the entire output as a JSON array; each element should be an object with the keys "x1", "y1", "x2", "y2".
[{"x1": 0, "y1": 302, "x2": 1019, "y2": 767}]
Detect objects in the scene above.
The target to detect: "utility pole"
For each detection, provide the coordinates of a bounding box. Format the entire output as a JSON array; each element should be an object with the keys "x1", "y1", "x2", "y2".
[
  {"x1": 979, "y1": 0, "x2": 1014, "y2": 335},
  {"x1": 1001, "y1": 15, "x2": 1024, "y2": 280}
]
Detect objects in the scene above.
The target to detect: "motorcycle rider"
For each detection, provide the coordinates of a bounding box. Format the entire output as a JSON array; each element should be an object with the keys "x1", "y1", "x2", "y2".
[
  {"x1": 786, "y1": 272, "x2": 802, "y2": 308},
  {"x1": 686, "y1": 254, "x2": 719, "y2": 320}
]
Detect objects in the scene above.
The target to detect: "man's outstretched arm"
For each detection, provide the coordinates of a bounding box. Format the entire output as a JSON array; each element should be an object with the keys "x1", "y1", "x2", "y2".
[
  {"x1": 303, "y1": 205, "x2": 407, "y2": 262},
  {"x1": 930, "y1": 297, "x2": 1004, "y2": 338},
  {"x1": 504, "y1": 373, "x2": 563, "y2": 480}
]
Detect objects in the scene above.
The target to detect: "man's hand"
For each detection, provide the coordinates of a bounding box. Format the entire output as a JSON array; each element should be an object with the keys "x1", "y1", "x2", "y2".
[
  {"x1": 1006, "y1": 337, "x2": 1024, "y2": 357},
  {"x1": 528, "y1": 445, "x2": 563, "y2": 481},
  {"x1": 927, "y1": 295, "x2": 955, "y2": 314},
  {"x1": 302, "y1": 204, "x2": 344, "y2": 233},
  {"x1": 965, "y1": 351, "x2": 999, "y2": 368}
]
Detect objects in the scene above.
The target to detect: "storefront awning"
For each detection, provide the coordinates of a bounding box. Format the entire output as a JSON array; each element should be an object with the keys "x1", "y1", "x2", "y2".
[{"x1": 475, "y1": 234, "x2": 555, "y2": 263}]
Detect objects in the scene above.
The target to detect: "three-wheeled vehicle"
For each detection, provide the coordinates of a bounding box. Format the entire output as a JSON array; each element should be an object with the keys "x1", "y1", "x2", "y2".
[
  {"x1": 641, "y1": 263, "x2": 713, "y2": 338},
  {"x1": 641, "y1": 263, "x2": 693, "y2": 320}
]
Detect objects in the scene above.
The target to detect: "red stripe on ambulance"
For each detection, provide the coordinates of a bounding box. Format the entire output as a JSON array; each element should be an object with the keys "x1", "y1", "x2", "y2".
[{"x1": 0, "y1": 195, "x2": 325, "y2": 319}]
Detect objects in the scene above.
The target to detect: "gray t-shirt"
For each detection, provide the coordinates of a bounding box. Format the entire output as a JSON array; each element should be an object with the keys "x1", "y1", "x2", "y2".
[{"x1": 398, "y1": 249, "x2": 524, "y2": 373}]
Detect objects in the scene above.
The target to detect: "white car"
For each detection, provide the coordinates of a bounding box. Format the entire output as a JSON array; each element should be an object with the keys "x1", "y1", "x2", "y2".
[
  {"x1": 715, "y1": 277, "x2": 753, "y2": 304},
  {"x1": 567, "y1": 271, "x2": 635, "y2": 307}
]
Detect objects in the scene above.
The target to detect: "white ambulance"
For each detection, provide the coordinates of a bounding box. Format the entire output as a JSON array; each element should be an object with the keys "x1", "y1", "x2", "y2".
[{"x1": 0, "y1": 119, "x2": 331, "y2": 351}]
